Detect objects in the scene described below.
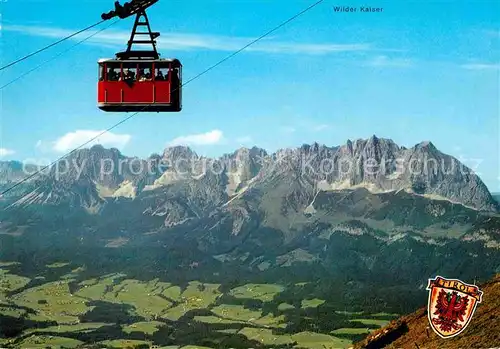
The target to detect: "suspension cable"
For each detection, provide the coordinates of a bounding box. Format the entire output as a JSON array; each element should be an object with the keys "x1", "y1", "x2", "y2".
[
  {"x1": 0, "y1": 20, "x2": 120, "y2": 90},
  {"x1": 0, "y1": 20, "x2": 106, "y2": 72}
]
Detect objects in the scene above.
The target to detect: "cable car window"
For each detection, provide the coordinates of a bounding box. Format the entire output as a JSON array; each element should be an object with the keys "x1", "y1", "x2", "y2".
[
  {"x1": 169, "y1": 67, "x2": 181, "y2": 105},
  {"x1": 99, "y1": 64, "x2": 105, "y2": 81},
  {"x1": 168, "y1": 67, "x2": 180, "y2": 84},
  {"x1": 121, "y1": 62, "x2": 138, "y2": 81},
  {"x1": 138, "y1": 63, "x2": 153, "y2": 81},
  {"x1": 155, "y1": 64, "x2": 169, "y2": 81},
  {"x1": 106, "y1": 63, "x2": 120, "y2": 81}
]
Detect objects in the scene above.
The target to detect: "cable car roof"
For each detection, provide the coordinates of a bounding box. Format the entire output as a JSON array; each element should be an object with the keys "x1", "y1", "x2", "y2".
[{"x1": 98, "y1": 58, "x2": 181, "y2": 64}]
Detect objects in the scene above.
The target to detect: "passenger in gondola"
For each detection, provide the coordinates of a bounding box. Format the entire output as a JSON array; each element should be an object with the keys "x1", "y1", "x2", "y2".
[
  {"x1": 138, "y1": 69, "x2": 152, "y2": 81},
  {"x1": 169, "y1": 68, "x2": 179, "y2": 84},
  {"x1": 127, "y1": 69, "x2": 136, "y2": 81},
  {"x1": 138, "y1": 68, "x2": 146, "y2": 81},
  {"x1": 169, "y1": 68, "x2": 180, "y2": 105},
  {"x1": 119, "y1": 68, "x2": 127, "y2": 81},
  {"x1": 120, "y1": 68, "x2": 134, "y2": 82},
  {"x1": 156, "y1": 70, "x2": 165, "y2": 81},
  {"x1": 108, "y1": 68, "x2": 118, "y2": 81}
]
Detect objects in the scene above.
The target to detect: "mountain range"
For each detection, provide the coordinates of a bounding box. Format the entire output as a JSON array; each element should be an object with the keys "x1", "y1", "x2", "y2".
[
  {"x1": 1, "y1": 136, "x2": 497, "y2": 212},
  {"x1": 1, "y1": 135, "x2": 499, "y2": 322}
]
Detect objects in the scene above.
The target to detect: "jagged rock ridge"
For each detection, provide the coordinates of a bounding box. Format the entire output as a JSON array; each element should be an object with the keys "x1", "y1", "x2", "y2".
[{"x1": 2, "y1": 137, "x2": 497, "y2": 212}]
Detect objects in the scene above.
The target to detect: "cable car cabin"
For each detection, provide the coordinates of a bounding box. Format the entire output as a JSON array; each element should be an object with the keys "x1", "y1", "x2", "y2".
[{"x1": 97, "y1": 58, "x2": 182, "y2": 112}]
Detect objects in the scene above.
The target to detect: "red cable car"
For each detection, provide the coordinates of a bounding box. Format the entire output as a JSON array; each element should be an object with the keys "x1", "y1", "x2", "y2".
[{"x1": 98, "y1": 0, "x2": 182, "y2": 112}]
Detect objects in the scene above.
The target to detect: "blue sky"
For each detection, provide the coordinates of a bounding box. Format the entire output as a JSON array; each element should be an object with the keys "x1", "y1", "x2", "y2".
[{"x1": 0, "y1": 0, "x2": 499, "y2": 191}]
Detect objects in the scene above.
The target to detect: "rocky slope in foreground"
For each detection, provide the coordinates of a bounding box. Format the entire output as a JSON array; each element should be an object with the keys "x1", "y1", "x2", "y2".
[{"x1": 353, "y1": 274, "x2": 500, "y2": 349}]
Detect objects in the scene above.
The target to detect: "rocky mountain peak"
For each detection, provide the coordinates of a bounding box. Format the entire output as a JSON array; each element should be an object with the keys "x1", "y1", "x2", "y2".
[
  {"x1": 298, "y1": 142, "x2": 330, "y2": 155},
  {"x1": 221, "y1": 146, "x2": 268, "y2": 193},
  {"x1": 65, "y1": 145, "x2": 124, "y2": 164},
  {"x1": 361, "y1": 135, "x2": 399, "y2": 150},
  {"x1": 231, "y1": 146, "x2": 267, "y2": 159},
  {"x1": 416, "y1": 140, "x2": 434, "y2": 148},
  {"x1": 89, "y1": 144, "x2": 105, "y2": 151},
  {"x1": 232, "y1": 147, "x2": 251, "y2": 160},
  {"x1": 368, "y1": 134, "x2": 379, "y2": 143},
  {"x1": 413, "y1": 140, "x2": 436, "y2": 150},
  {"x1": 258, "y1": 136, "x2": 496, "y2": 211},
  {"x1": 249, "y1": 146, "x2": 268, "y2": 157},
  {"x1": 163, "y1": 145, "x2": 197, "y2": 161},
  {"x1": 413, "y1": 141, "x2": 438, "y2": 156},
  {"x1": 50, "y1": 146, "x2": 128, "y2": 188}
]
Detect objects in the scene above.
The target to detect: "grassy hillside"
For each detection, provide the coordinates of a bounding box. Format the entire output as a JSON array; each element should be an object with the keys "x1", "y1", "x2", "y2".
[{"x1": 353, "y1": 274, "x2": 500, "y2": 349}]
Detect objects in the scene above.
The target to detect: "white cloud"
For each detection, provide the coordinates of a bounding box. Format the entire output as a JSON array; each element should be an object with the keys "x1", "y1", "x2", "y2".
[
  {"x1": 367, "y1": 55, "x2": 413, "y2": 68},
  {"x1": 3, "y1": 24, "x2": 374, "y2": 55},
  {"x1": 52, "y1": 130, "x2": 131, "y2": 153},
  {"x1": 168, "y1": 130, "x2": 223, "y2": 146},
  {"x1": 0, "y1": 148, "x2": 15, "y2": 157},
  {"x1": 461, "y1": 63, "x2": 500, "y2": 70}
]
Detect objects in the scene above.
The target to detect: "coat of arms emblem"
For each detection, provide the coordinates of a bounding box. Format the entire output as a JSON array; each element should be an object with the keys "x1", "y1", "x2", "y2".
[{"x1": 426, "y1": 276, "x2": 483, "y2": 338}]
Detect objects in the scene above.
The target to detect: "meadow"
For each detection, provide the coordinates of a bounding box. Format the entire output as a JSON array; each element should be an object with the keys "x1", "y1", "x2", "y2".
[{"x1": 0, "y1": 261, "x2": 398, "y2": 348}]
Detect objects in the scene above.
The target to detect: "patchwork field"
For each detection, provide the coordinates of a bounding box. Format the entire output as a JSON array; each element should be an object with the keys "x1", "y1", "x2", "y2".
[{"x1": 0, "y1": 261, "x2": 398, "y2": 348}]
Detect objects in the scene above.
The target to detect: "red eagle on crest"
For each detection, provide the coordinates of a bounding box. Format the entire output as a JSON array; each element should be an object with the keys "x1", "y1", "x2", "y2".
[{"x1": 432, "y1": 289, "x2": 469, "y2": 332}]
